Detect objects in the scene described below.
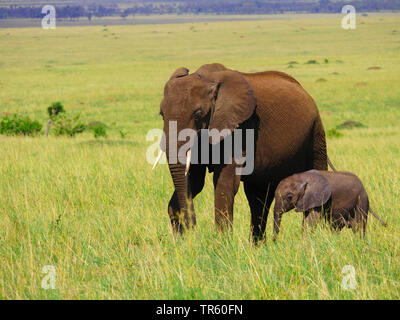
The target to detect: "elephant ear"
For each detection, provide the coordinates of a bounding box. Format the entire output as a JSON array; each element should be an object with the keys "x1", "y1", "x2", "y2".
[
  {"x1": 295, "y1": 170, "x2": 332, "y2": 212},
  {"x1": 169, "y1": 67, "x2": 189, "y2": 80},
  {"x1": 195, "y1": 63, "x2": 228, "y2": 77},
  {"x1": 205, "y1": 70, "x2": 257, "y2": 144}
]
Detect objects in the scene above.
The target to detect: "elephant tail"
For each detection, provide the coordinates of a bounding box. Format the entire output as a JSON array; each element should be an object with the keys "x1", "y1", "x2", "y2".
[
  {"x1": 369, "y1": 208, "x2": 387, "y2": 227},
  {"x1": 327, "y1": 156, "x2": 337, "y2": 171},
  {"x1": 312, "y1": 114, "x2": 328, "y2": 171}
]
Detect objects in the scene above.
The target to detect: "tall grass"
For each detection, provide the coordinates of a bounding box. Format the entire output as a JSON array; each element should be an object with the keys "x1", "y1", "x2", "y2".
[{"x1": 0, "y1": 13, "x2": 399, "y2": 299}]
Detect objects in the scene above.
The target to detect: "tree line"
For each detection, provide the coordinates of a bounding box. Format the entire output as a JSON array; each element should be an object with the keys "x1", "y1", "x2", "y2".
[{"x1": 1, "y1": 1, "x2": 400, "y2": 19}]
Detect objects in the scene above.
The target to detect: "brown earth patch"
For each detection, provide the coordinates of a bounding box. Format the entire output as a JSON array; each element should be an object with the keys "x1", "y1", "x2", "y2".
[
  {"x1": 367, "y1": 66, "x2": 381, "y2": 70},
  {"x1": 354, "y1": 82, "x2": 368, "y2": 87}
]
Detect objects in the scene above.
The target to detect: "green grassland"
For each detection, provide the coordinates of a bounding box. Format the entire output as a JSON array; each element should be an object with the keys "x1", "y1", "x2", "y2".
[{"x1": 0, "y1": 13, "x2": 400, "y2": 299}]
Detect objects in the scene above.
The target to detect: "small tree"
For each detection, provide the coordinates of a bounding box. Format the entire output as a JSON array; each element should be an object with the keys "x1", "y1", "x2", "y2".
[{"x1": 45, "y1": 102, "x2": 65, "y2": 136}]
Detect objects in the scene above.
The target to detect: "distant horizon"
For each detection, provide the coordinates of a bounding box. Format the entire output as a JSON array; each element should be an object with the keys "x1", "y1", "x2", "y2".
[
  {"x1": 1, "y1": 11, "x2": 399, "y2": 28},
  {"x1": 1, "y1": 0, "x2": 400, "y2": 22}
]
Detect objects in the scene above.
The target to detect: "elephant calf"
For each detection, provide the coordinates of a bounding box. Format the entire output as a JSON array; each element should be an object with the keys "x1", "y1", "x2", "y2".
[{"x1": 273, "y1": 170, "x2": 387, "y2": 239}]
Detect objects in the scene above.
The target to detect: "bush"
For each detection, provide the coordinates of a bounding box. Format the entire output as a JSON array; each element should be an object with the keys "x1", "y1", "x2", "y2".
[
  {"x1": 92, "y1": 124, "x2": 107, "y2": 138},
  {"x1": 119, "y1": 129, "x2": 128, "y2": 139},
  {"x1": 0, "y1": 114, "x2": 42, "y2": 136},
  {"x1": 326, "y1": 128, "x2": 344, "y2": 138},
  {"x1": 87, "y1": 121, "x2": 108, "y2": 138},
  {"x1": 52, "y1": 113, "x2": 86, "y2": 137}
]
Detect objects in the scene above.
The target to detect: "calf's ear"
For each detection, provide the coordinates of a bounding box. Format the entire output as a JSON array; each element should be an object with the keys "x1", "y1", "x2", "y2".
[{"x1": 295, "y1": 171, "x2": 332, "y2": 212}]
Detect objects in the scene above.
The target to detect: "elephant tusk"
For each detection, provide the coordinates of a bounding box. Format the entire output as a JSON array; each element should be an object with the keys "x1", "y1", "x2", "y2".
[
  {"x1": 185, "y1": 149, "x2": 191, "y2": 176},
  {"x1": 152, "y1": 150, "x2": 163, "y2": 170}
]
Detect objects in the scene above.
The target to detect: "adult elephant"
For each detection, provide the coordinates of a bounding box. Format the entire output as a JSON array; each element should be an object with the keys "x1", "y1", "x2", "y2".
[{"x1": 156, "y1": 63, "x2": 328, "y2": 243}]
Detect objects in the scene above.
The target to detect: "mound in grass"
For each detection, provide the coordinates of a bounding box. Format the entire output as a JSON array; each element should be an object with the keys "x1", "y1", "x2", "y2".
[
  {"x1": 354, "y1": 81, "x2": 368, "y2": 87},
  {"x1": 367, "y1": 66, "x2": 381, "y2": 70},
  {"x1": 87, "y1": 121, "x2": 108, "y2": 129},
  {"x1": 336, "y1": 121, "x2": 367, "y2": 129},
  {"x1": 331, "y1": 72, "x2": 340, "y2": 75},
  {"x1": 316, "y1": 78, "x2": 327, "y2": 82},
  {"x1": 305, "y1": 60, "x2": 318, "y2": 64}
]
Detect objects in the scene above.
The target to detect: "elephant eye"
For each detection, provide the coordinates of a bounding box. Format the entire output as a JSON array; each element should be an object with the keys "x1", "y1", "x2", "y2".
[{"x1": 193, "y1": 109, "x2": 203, "y2": 121}]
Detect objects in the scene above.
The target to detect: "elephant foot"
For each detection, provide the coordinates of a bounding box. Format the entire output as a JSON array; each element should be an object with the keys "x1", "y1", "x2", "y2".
[
  {"x1": 215, "y1": 213, "x2": 233, "y2": 232},
  {"x1": 251, "y1": 230, "x2": 266, "y2": 245},
  {"x1": 169, "y1": 210, "x2": 196, "y2": 234}
]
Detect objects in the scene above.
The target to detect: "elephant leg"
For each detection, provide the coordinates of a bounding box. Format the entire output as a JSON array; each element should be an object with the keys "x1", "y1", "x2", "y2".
[
  {"x1": 168, "y1": 164, "x2": 206, "y2": 233},
  {"x1": 353, "y1": 206, "x2": 368, "y2": 238},
  {"x1": 361, "y1": 207, "x2": 368, "y2": 238},
  {"x1": 168, "y1": 191, "x2": 182, "y2": 233},
  {"x1": 329, "y1": 211, "x2": 346, "y2": 233},
  {"x1": 244, "y1": 181, "x2": 277, "y2": 244},
  {"x1": 187, "y1": 164, "x2": 207, "y2": 223},
  {"x1": 302, "y1": 210, "x2": 313, "y2": 234},
  {"x1": 358, "y1": 195, "x2": 369, "y2": 238},
  {"x1": 303, "y1": 209, "x2": 322, "y2": 230},
  {"x1": 213, "y1": 163, "x2": 241, "y2": 231},
  {"x1": 301, "y1": 210, "x2": 309, "y2": 234}
]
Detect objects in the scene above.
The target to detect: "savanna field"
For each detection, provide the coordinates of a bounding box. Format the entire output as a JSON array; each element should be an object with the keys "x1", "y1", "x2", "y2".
[{"x1": 0, "y1": 13, "x2": 399, "y2": 299}]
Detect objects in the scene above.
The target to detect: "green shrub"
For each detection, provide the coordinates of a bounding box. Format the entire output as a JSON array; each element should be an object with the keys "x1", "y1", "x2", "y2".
[
  {"x1": 326, "y1": 128, "x2": 344, "y2": 138},
  {"x1": 0, "y1": 114, "x2": 42, "y2": 136},
  {"x1": 92, "y1": 124, "x2": 107, "y2": 139},
  {"x1": 87, "y1": 121, "x2": 108, "y2": 138},
  {"x1": 119, "y1": 129, "x2": 128, "y2": 139},
  {"x1": 52, "y1": 113, "x2": 86, "y2": 137}
]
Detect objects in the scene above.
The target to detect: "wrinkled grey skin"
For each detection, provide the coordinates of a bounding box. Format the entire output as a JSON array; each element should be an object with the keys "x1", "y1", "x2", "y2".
[{"x1": 273, "y1": 170, "x2": 375, "y2": 239}]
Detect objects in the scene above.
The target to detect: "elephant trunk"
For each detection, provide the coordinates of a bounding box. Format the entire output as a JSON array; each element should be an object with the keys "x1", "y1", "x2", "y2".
[{"x1": 166, "y1": 139, "x2": 195, "y2": 230}]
